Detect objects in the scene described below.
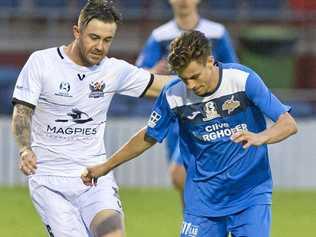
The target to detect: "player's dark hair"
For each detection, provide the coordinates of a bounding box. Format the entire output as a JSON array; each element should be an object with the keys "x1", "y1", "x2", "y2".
[
  {"x1": 168, "y1": 30, "x2": 211, "y2": 73},
  {"x1": 78, "y1": 0, "x2": 122, "y2": 29}
]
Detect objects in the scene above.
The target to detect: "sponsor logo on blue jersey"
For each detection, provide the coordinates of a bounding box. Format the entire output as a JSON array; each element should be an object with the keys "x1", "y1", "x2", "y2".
[
  {"x1": 200, "y1": 122, "x2": 248, "y2": 142},
  {"x1": 181, "y1": 221, "x2": 199, "y2": 237}
]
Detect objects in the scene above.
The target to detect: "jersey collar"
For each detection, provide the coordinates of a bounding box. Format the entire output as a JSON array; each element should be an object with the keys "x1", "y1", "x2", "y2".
[
  {"x1": 56, "y1": 46, "x2": 106, "y2": 72},
  {"x1": 199, "y1": 61, "x2": 223, "y2": 98}
]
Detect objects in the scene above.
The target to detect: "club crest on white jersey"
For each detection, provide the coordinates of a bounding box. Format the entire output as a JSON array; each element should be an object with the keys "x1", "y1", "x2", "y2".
[
  {"x1": 89, "y1": 80, "x2": 106, "y2": 98},
  {"x1": 55, "y1": 81, "x2": 72, "y2": 97}
]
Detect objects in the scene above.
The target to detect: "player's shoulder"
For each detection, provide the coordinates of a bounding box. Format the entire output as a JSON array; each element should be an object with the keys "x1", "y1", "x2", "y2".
[
  {"x1": 31, "y1": 47, "x2": 59, "y2": 58},
  {"x1": 222, "y1": 63, "x2": 256, "y2": 76},
  {"x1": 152, "y1": 20, "x2": 180, "y2": 42},
  {"x1": 106, "y1": 56, "x2": 126, "y2": 65},
  {"x1": 220, "y1": 62, "x2": 258, "y2": 88},
  {"x1": 27, "y1": 47, "x2": 62, "y2": 66},
  {"x1": 23, "y1": 47, "x2": 59, "y2": 70},
  {"x1": 197, "y1": 18, "x2": 226, "y2": 39},
  {"x1": 105, "y1": 57, "x2": 135, "y2": 70},
  {"x1": 163, "y1": 77, "x2": 186, "y2": 95}
]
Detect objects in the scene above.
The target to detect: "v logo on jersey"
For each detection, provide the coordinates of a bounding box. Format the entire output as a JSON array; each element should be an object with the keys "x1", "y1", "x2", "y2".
[{"x1": 77, "y1": 73, "x2": 86, "y2": 81}]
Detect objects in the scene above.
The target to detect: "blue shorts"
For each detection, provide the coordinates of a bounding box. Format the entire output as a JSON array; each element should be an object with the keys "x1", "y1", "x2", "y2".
[{"x1": 181, "y1": 205, "x2": 271, "y2": 237}]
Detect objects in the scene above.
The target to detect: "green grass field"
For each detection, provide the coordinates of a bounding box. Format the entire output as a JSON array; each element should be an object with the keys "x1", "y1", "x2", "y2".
[{"x1": 0, "y1": 187, "x2": 315, "y2": 237}]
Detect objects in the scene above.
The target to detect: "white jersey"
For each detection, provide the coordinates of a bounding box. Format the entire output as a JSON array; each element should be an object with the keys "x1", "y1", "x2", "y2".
[{"x1": 13, "y1": 46, "x2": 152, "y2": 176}]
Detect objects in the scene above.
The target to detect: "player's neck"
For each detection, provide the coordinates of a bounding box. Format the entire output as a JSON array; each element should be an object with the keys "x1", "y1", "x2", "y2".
[
  {"x1": 207, "y1": 66, "x2": 220, "y2": 94},
  {"x1": 175, "y1": 12, "x2": 199, "y2": 31},
  {"x1": 64, "y1": 41, "x2": 87, "y2": 67}
]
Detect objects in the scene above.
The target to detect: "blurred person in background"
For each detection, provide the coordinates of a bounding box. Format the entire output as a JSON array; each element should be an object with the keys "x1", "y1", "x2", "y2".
[
  {"x1": 10, "y1": 0, "x2": 170, "y2": 236},
  {"x1": 136, "y1": 0, "x2": 238, "y2": 207},
  {"x1": 82, "y1": 30, "x2": 298, "y2": 237}
]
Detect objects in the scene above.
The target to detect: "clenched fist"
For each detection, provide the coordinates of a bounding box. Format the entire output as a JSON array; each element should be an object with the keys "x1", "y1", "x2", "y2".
[{"x1": 81, "y1": 163, "x2": 110, "y2": 186}]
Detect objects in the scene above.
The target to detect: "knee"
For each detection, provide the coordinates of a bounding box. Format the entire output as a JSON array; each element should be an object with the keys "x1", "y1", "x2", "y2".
[
  {"x1": 169, "y1": 164, "x2": 186, "y2": 191},
  {"x1": 90, "y1": 211, "x2": 124, "y2": 237}
]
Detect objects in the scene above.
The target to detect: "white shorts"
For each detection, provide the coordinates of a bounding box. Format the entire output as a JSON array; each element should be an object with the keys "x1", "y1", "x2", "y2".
[{"x1": 28, "y1": 174, "x2": 123, "y2": 237}]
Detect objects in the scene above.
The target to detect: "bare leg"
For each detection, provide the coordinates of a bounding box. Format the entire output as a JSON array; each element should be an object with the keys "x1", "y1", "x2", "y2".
[{"x1": 169, "y1": 162, "x2": 186, "y2": 208}]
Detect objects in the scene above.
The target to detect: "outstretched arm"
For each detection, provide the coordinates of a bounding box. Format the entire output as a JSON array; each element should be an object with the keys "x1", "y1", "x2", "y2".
[
  {"x1": 11, "y1": 104, "x2": 37, "y2": 175},
  {"x1": 231, "y1": 112, "x2": 297, "y2": 149},
  {"x1": 81, "y1": 127, "x2": 156, "y2": 186},
  {"x1": 144, "y1": 74, "x2": 173, "y2": 98}
]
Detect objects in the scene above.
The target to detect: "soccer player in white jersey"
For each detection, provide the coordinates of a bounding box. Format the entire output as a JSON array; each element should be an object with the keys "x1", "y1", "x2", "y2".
[
  {"x1": 136, "y1": 0, "x2": 238, "y2": 206},
  {"x1": 82, "y1": 31, "x2": 298, "y2": 237},
  {"x1": 11, "y1": 1, "x2": 170, "y2": 237}
]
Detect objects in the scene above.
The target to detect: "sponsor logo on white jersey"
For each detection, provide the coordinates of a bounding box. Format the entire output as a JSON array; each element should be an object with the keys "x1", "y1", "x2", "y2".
[
  {"x1": 55, "y1": 108, "x2": 93, "y2": 124},
  {"x1": 181, "y1": 221, "x2": 199, "y2": 237},
  {"x1": 47, "y1": 108, "x2": 96, "y2": 136},
  {"x1": 147, "y1": 111, "x2": 161, "y2": 128},
  {"x1": 55, "y1": 81, "x2": 72, "y2": 97},
  {"x1": 77, "y1": 73, "x2": 86, "y2": 81},
  {"x1": 222, "y1": 95, "x2": 240, "y2": 114}
]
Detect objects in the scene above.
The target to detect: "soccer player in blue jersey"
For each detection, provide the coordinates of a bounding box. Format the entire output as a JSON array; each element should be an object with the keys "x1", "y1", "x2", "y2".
[
  {"x1": 136, "y1": 0, "x2": 239, "y2": 205},
  {"x1": 82, "y1": 31, "x2": 297, "y2": 237}
]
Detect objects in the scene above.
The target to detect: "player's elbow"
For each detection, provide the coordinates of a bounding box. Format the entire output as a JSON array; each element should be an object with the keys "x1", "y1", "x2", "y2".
[
  {"x1": 284, "y1": 113, "x2": 298, "y2": 136},
  {"x1": 289, "y1": 118, "x2": 298, "y2": 135}
]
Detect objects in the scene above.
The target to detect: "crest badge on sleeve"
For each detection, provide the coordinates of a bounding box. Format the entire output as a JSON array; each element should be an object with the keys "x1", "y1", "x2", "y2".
[{"x1": 147, "y1": 111, "x2": 161, "y2": 128}]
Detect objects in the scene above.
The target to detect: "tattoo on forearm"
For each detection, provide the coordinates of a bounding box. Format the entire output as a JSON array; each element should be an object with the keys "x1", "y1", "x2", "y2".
[{"x1": 12, "y1": 104, "x2": 33, "y2": 150}]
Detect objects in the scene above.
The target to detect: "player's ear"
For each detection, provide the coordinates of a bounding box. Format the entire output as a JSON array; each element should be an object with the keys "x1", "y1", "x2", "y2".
[
  {"x1": 73, "y1": 25, "x2": 80, "y2": 40},
  {"x1": 207, "y1": 56, "x2": 214, "y2": 68}
]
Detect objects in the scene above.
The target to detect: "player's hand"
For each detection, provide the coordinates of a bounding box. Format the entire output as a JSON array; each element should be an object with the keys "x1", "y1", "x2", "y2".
[
  {"x1": 231, "y1": 130, "x2": 267, "y2": 149},
  {"x1": 19, "y1": 148, "x2": 37, "y2": 176},
  {"x1": 151, "y1": 59, "x2": 169, "y2": 75},
  {"x1": 81, "y1": 164, "x2": 109, "y2": 186}
]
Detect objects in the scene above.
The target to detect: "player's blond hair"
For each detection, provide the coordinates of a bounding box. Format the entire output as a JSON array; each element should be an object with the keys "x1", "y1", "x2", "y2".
[{"x1": 168, "y1": 31, "x2": 211, "y2": 73}]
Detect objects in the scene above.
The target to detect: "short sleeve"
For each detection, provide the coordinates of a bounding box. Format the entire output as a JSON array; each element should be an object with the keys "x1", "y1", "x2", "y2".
[
  {"x1": 116, "y1": 60, "x2": 153, "y2": 98},
  {"x1": 135, "y1": 34, "x2": 163, "y2": 68},
  {"x1": 245, "y1": 70, "x2": 291, "y2": 122},
  {"x1": 145, "y1": 88, "x2": 176, "y2": 143},
  {"x1": 12, "y1": 52, "x2": 42, "y2": 107}
]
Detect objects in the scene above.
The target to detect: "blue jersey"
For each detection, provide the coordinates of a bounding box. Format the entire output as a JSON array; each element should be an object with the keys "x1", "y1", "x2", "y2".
[
  {"x1": 136, "y1": 18, "x2": 238, "y2": 67},
  {"x1": 136, "y1": 18, "x2": 238, "y2": 163},
  {"x1": 146, "y1": 63, "x2": 290, "y2": 217}
]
